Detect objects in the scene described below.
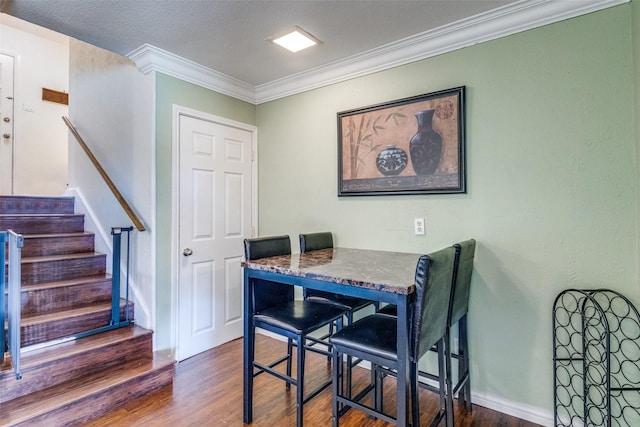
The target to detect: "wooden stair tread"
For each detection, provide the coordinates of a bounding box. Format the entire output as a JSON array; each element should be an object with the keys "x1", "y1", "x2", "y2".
[
  {"x1": 0, "y1": 353, "x2": 175, "y2": 425},
  {"x1": 16, "y1": 325, "x2": 151, "y2": 370},
  {"x1": 19, "y1": 275, "x2": 111, "y2": 292},
  {"x1": 23, "y1": 232, "x2": 93, "y2": 239},
  {"x1": 0, "y1": 325, "x2": 155, "y2": 405},
  {"x1": 3, "y1": 275, "x2": 111, "y2": 294},
  {"x1": 0, "y1": 213, "x2": 82, "y2": 218},
  {"x1": 21, "y1": 252, "x2": 105, "y2": 263},
  {"x1": 0, "y1": 326, "x2": 151, "y2": 381},
  {"x1": 21, "y1": 300, "x2": 129, "y2": 325}
]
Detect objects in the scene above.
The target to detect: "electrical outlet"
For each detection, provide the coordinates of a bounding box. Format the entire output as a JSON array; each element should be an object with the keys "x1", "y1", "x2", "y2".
[{"x1": 414, "y1": 217, "x2": 425, "y2": 235}]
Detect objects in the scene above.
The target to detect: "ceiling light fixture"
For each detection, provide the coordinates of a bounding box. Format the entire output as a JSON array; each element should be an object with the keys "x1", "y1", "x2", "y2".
[{"x1": 268, "y1": 26, "x2": 322, "y2": 53}]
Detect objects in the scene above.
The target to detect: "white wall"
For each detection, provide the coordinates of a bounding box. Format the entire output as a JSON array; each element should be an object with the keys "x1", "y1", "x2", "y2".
[
  {"x1": 68, "y1": 38, "x2": 155, "y2": 332},
  {"x1": 0, "y1": 14, "x2": 68, "y2": 195}
]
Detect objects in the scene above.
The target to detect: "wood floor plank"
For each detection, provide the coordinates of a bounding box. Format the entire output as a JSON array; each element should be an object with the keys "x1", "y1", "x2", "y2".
[{"x1": 81, "y1": 334, "x2": 543, "y2": 427}]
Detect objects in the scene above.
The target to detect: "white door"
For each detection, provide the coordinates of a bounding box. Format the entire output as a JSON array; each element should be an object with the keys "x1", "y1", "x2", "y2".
[
  {"x1": 176, "y1": 112, "x2": 254, "y2": 361},
  {"x1": 0, "y1": 53, "x2": 14, "y2": 194}
]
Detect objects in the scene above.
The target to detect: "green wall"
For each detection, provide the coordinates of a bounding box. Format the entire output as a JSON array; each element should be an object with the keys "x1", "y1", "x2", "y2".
[
  {"x1": 256, "y1": 4, "x2": 638, "y2": 415},
  {"x1": 155, "y1": 74, "x2": 256, "y2": 351}
]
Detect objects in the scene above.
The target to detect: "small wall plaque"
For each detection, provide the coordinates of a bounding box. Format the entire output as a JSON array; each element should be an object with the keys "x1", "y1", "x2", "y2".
[{"x1": 42, "y1": 88, "x2": 69, "y2": 105}]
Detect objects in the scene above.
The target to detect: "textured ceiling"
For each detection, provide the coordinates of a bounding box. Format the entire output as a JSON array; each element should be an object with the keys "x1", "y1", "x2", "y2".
[{"x1": 1, "y1": 0, "x2": 516, "y2": 86}]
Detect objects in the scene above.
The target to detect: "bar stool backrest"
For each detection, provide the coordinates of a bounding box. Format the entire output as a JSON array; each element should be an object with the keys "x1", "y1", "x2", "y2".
[
  {"x1": 245, "y1": 235, "x2": 291, "y2": 260},
  {"x1": 449, "y1": 239, "x2": 476, "y2": 326},
  {"x1": 299, "y1": 232, "x2": 335, "y2": 301},
  {"x1": 244, "y1": 235, "x2": 294, "y2": 313},
  {"x1": 411, "y1": 247, "x2": 457, "y2": 363},
  {"x1": 299, "y1": 232, "x2": 333, "y2": 253}
]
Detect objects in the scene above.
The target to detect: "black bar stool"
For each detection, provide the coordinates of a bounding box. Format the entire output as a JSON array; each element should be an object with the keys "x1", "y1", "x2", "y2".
[
  {"x1": 377, "y1": 239, "x2": 476, "y2": 421},
  {"x1": 244, "y1": 235, "x2": 347, "y2": 427},
  {"x1": 329, "y1": 246, "x2": 457, "y2": 426},
  {"x1": 446, "y1": 239, "x2": 476, "y2": 412},
  {"x1": 299, "y1": 232, "x2": 378, "y2": 395}
]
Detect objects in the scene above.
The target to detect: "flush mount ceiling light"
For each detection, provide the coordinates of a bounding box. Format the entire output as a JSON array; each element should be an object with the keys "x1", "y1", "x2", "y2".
[{"x1": 268, "y1": 26, "x2": 322, "y2": 53}]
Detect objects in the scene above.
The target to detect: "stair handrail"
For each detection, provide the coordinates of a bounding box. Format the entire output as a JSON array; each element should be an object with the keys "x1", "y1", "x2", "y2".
[{"x1": 62, "y1": 116, "x2": 145, "y2": 232}]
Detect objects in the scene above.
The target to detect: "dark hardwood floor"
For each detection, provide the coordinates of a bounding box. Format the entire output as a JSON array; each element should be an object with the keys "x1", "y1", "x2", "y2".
[{"x1": 82, "y1": 334, "x2": 542, "y2": 426}]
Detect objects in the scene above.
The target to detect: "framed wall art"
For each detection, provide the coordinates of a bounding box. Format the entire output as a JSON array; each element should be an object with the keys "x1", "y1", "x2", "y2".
[{"x1": 337, "y1": 86, "x2": 465, "y2": 196}]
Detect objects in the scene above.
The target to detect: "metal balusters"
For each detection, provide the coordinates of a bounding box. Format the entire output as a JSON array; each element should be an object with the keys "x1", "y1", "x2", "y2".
[
  {"x1": 73, "y1": 226, "x2": 134, "y2": 339},
  {"x1": 1, "y1": 225, "x2": 133, "y2": 379},
  {"x1": 110, "y1": 226, "x2": 134, "y2": 326}
]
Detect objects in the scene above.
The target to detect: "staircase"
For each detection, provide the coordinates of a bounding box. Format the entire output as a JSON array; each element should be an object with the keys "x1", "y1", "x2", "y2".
[{"x1": 0, "y1": 196, "x2": 174, "y2": 426}]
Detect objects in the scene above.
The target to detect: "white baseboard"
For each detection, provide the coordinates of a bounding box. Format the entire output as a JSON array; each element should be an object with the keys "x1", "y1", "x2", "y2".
[{"x1": 471, "y1": 391, "x2": 552, "y2": 426}]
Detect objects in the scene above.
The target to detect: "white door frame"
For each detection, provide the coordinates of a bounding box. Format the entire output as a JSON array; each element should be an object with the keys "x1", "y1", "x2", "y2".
[
  {"x1": 0, "y1": 52, "x2": 16, "y2": 194},
  {"x1": 170, "y1": 104, "x2": 258, "y2": 358}
]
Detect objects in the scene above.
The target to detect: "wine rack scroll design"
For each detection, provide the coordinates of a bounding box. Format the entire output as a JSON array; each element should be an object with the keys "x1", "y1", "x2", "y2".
[{"x1": 553, "y1": 289, "x2": 640, "y2": 426}]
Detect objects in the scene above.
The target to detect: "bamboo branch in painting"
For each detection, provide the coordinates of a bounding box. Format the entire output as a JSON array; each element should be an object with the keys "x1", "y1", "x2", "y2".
[{"x1": 353, "y1": 114, "x2": 366, "y2": 178}]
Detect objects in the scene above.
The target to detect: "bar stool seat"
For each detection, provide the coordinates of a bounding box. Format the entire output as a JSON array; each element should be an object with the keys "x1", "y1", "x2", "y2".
[
  {"x1": 377, "y1": 304, "x2": 398, "y2": 316},
  {"x1": 329, "y1": 314, "x2": 398, "y2": 361},
  {"x1": 256, "y1": 300, "x2": 346, "y2": 333}
]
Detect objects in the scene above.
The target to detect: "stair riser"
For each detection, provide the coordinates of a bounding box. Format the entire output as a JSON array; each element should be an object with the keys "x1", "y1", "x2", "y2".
[
  {"x1": 0, "y1": 216, "x2": 84, "y2": 234},
  {"x1": 21, "y1": 235, "x2": 95, "y2": 257},
  {"x1": 10, "y1": 364, "x2": 174, "y2": 426},
  {"x1": 0, "y1": 331, "x2": 152, "y2": 404},
  {"x1": 19, "y1": 279, "x2": 112, "y2": 316},
  {"x1": 0, "y1": 197, "x2": 74, "y2": 215},
  {"x1": 21, "y1": 255, "x2": 106, "y2": 285},
  {"x1": 21, "y1": 304, "x2": 134, "y2": 347}
]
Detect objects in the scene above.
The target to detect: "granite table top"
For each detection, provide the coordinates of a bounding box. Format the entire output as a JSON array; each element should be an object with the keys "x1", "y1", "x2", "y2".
[{"x1": 242, "y1": 247, "x2": 423, "y2": 295}]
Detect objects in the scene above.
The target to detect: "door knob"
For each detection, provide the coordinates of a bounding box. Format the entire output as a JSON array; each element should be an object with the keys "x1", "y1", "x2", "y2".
[
  {"x1": 3, "y1": 133, "x2": 10, "y2": 139},
  {"x1": 183, "y1": 248, "x2": 193, "y2": 256}
]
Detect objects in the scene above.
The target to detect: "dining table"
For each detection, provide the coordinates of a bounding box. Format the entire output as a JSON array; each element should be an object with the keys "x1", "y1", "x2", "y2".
[{"x1": 242, "y1": 246, "x2": 423, "y2": 426}]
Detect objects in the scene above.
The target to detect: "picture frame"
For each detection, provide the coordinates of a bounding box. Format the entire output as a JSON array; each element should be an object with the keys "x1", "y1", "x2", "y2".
[{"x1": 337, "y1": 86, "x2": 465, "y2": 196}]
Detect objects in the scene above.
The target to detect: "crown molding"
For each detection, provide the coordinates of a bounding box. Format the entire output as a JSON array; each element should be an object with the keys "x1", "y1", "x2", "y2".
[
  {"x1": 127, "y1": 0, "x2": 628, "y2": 105},
  {"x1": 127, "y1": 44, "x2": 256, "y2": 104},
  {"x1": 255, "y1": 0, "x2": 628, "y2": 103}
]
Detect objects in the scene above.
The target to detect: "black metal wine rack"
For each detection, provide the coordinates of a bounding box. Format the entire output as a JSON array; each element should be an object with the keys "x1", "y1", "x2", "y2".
[{"x1": 553, "y1": 289, "x2": 640, "y2": 426}]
